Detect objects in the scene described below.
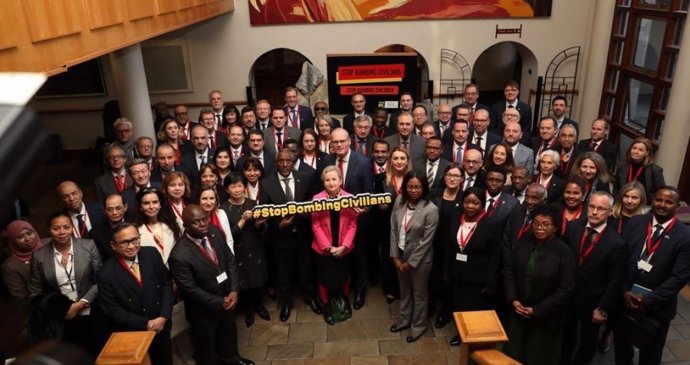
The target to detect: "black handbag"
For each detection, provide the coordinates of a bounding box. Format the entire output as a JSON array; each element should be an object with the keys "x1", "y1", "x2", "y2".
[{"x1": 616, "y1": 310, "x2": 661, "y2": 348}]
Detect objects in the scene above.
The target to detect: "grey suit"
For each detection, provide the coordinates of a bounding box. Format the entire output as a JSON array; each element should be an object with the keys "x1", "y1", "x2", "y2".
[
  {"x1": 390, "y1": 198, "x2": 439, "y2": 336},
  {"x1": 384, "y1": 134, "x2": 426, "y2": 169},
  {"x1": 511, "y1": 143, "x2": 535, "y2": 176},
  {"x1": 29, "y1": 238, "x2": 102, "y2": 304},
  {"x1": 263, "y1": 126, "x2": 301, "y2": 155}
]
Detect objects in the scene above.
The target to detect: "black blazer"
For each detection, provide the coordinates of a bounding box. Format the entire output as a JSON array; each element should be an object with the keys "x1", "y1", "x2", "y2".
[
  {"x1": 535, "y1": 174, "x2": 565, "y2": 204},
  {"x1": 168, "y1": 226, "x2": 239, "y2": 315},
  {"x1": 260, "y1": 170, "x2": 312, "y2": 244},
  {"x1": 576, "y1": 138, "x2": 618, "y2": 172},
  {"x1": 235, "y1": 150, "x2": 276, "y2": 179},
  {"x1": 621, "y1": 214, "x2": 690, "y2": 321},
  {"x1": 445, "y1": 215, "x2": 502, "y2": 292},
  {"x1": 490, "y1": 100, "x2": 532, "y2": 135},
  {"x1": 502, "y1": 203, "x2": 530, "y2": 267},
  {"x1": 615, "y1": 162, "x2": 665, "y2": 202},
  {"x1": 504, "y1": 235, "x2": 575, "y2": 330},
  {"x1": 350, "y1": 134, "x2": 377, "y2": 158},
  {"x1": 324, "y1": 152, "x2": 374, "y2": 195},
  {"x1": 563, "y1": 220, "x2": 626, "y2": 314},
  {"x1": 468, "y1": 128, "x2": 502, "y2": 155},
  {"x1": 283, "y1": 105, "x2": 314, "y2": 130},
  {"x1": 485, "y1": 192, "x2": 519, "y2": 231},
  {"x1": 121, "y1": 182, "x2": 162, "y2": 219},
  {"x1": 179, "y1": 149, "x2": 215, "y2": 181},
  {"x1": 97, "y1": 247, "x2": 174, "y2": 331},
  {"x1": 549, "y1": 145, "x2": 582, "y2": 179},
  {"x1": 413, "y1": 158, "x2": 451, "y2": 189},
  {"x1": 343, "y1": 111, "x2": 372, "y2": 135}
]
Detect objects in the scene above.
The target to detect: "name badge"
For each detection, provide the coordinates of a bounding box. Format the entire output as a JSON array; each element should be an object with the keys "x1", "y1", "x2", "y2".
[
  {"x1": 456, "y1": 253, "x2": 468, "y2": 262},
  {"x1": 216, "y1": 272, "x2": 228, "y2": 284},
  {"x1": 637, "y1": 260, "x2": 653, "y2": 272}
]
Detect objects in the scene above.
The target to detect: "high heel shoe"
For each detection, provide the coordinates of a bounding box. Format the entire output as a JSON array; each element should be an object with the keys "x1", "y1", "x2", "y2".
[{"x1": 245, "y1": 311, "x2": 255, "y2": 327}]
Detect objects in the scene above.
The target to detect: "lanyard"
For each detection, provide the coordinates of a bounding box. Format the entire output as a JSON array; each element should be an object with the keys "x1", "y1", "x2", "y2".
[
  {"x1": 196, "y1": 237, "x2": 220, "y2": 270},
  {"x1": 170, "y1": 199, "x2": 185, "y2": 222},
  {"x1": 56, "y1": 252, "x2": 75, "y2": 291},
  {"x1": 627, "y1": 163, "x2": 645, "y2": 183},
  {"x1": 517, "y1": 219, "x2": 531, "y2": 239},
  {"x1": 537, "y1": 174, "x2": 552, "y2": 189},
  {"x1": 643, "y1": 218, "x2": 677, "y2": 260},
  {"x1": 402, "y1": 207, "x2": 415, "y2": 233},
  {"x1": 145, "y1": 224, "x2": 165, "y2": 253},
  {"x1": 117, "y1": 258, "x2": 143, "y2": 286},
  {"x1": 485, "y1": 193, "x2": 501, "y2": 218},
  {"x1": 458, "y1": 212, "x2": 485, "y2": 251},
  {"x1": 392, "y1": 175, "x2": 402, "y2": 195},
  {"x1": 559, "y1": 149, "x2": 572, "y2": 175},
  {"x1": 561, "y1": 205, "x2": 583, "y2": 234},
  {"x1": 579, "y1": 228, "x2": 603, "y2": 265}
]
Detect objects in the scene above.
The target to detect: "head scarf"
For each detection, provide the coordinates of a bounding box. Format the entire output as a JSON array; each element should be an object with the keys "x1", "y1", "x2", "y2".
[{"x1": 6, "y1": 220, "x2": 43, "y2": 263}]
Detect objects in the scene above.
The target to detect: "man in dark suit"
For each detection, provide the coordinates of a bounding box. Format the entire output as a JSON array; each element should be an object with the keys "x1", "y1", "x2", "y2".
[
  {"x1": 413, "y1": 137, "x2": 450, "y2": 190},
  {"x1": 169, "y1": 205, "x2": 253, "y2": 365},
  {"x1": 327, "y1": 128, "x2": 375, "y2": 309},
  {"x1": 209, "y1": 90, "x2": 225, "y2": 130},
  {"x1": 371, "y1": 107, "x2": 395, "y2": 140},
  {"x1": 462, "y1": 148, "x2": 486, "y2": 190},
  {"x1": 484, "y1": 166, "x2": 519, "y2": 230},
  {"x1": 351, "y1": 115, "x2": 377, "y2": 158},
  {"x1": 57, "y1": 181, "x2": 104, "y2": 239},
  {"x1": 384, "y1": 112, "x2": 425, "y2": 164},
  {"x1": 122, "y1": 158, "x2": 162, "y2": 219},
  {"x1": 235, "y1": 130, "x2": 276, "y2": 178},
  {"x1": 227, "y1": 125, "x2": 250, "y2": 171},
  {"x1": 468, "y1": 109, "x2": 501, "y2": 155},
  {"x1": 95, "y1": 145, "x2": 133, "y2": 204},
  {"x1": 180, "y1": 124, "x2": 215, "y2": 181},
  {"x1": 151, "y1": 144, "x2": 179, "y2": 183},
  {"x1": 614, "y1": 186, "x2": 690, "y2": 365},
  {"x1": 451, "y1": 83, "x2": 489, "y2": 123},
  {"x1": 389, "y1": 92, "x2": 415, "y2": 133},
  {"x1": 261, "y1": 150, "x2": 319, "y2": 321},
  {"x1": 441, "y1": 119, "x2": 477, "y2": 165},
  {"x1": 502, "y1": 183, "x2": 547, "y2": 264},
  {"x1": 343, "y1": 93, "x2": 371, "y2": 135},
  {"x1": 255, "y1": 100, "x2": 272, "y2": 131},
  {"x1": 283, "y1": 86, "x2": 314, "y2": 130},
  {"x1": 561, "y1": 192, "x2": 625, "y2": 365},
  {"x1": 434, "y1": 103, "x2": 454, "y2": 139},
  {"x1": 530, "y1": 117, "x2": 559, "y2": 166},
  {"x1": 490, "y1": 80, "x2": 532, "y2": 135},
  {"x1": 90, "y1": 193, "x2": 128, "y2": 259},
  {"x1": 313, "y1": 100, "x2": 341, "y2": 129},
  {"x1": 264, "y1": 108, "x2": 301, "y2": 155},
  {"x1": 551, "y1": 95, "x2": 579, "y2": 135},
  {"x1": 200, "y1": 108, "x2": 230, "y2": 150},
  {"x1": 240, "y1": 106, "x2": 259, "y2": 135},
  {"x1": 283, "y1": 139, "x2": 319, "y2": 196},
  {"x1": 550, "y1": 123, "x2": 582, "y2": 179},
  {"x1": 576, "y1": 118, "x2": 618, "y2": 173},
  {"x1": 97, "y1": 222, "x2": 174, "y2": 365},
  {"x1": 503, "y1": 166, "x2": 532, "y2": 204}
]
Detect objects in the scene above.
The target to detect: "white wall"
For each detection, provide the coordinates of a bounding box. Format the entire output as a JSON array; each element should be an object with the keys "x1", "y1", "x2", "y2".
[{"x1": 32, "y1": 0, "x2": 595, "y2": 149}]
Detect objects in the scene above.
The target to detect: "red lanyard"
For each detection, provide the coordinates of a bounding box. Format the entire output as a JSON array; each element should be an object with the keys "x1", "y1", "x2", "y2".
[
  {"x1": 590, "y1": 139, "x2": 602, "y2": 152},
  {"x1": 303, "y1": 154, "x2": 316, "y2": 168},
  {"x1": 517, "y1": 219, "x2": 531, "y2": 239},
  {"x1": 145, "y1": 224, "x2": 165, "y2": 253},
  {"x1": 372, "y1": 127, "x2": 385, "y2": 139},
  {"x1": 485, "y1": 193, "x2": 501, "y2": 217},
  {"x1": 170, "y1": 199, "x2": 185, "y2": 222},
  {"x1": 579, "y1": 227, "x2": 603, "y2": 265},
  {"x1": 559, "y1": 150, "x2": 572, "y2": 175},
  {"x1": 537, "y1": 174, "x2": 552, "y2": 189},
  {"x1": 118, "y1": 258, "x2": 142, "y2": 286},
  {"x1": 402, "y1": 208, "x2": 414, "y2": 233},
  {"x1": 458, "y1": 212, "x2": 485, "y2": 251},
  {"x1": 627, "y1": 164, "x2": 645, "y2": 183},
  {"x1": 561, "y1": 205, "x2": 583, "y2": 234},
  {"x1": 392, "y1": 175, "x2": 402, "y2": 195},
  {"x1": 644, "y1": 218, "x2": 677, "y2": 258}
]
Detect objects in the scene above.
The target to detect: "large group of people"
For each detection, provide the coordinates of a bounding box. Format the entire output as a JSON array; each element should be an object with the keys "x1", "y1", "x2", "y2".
[{"x1": 1, "y1": 82, "x2": 689, "y2": 365}]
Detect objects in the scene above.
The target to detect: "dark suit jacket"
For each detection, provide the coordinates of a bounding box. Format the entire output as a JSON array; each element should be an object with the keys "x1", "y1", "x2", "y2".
[
  {"x1": 209, "y1": 130, "x2": 229, "y2": 150},
  {"x1": 440, "y1": 142, "x2": 480, "y2": 164},
  {"x1": 563, "y1": 221, "x2": 626, "y2": 314},
  {"x1": 621, "y1": 214, "x2": 690, "y2": 321},
  {"x1": 445, "y1": 215, "x2": 501, "y2": 292},
  {"x1": 370, "y1": 125, "x2": 396, "y2": 140},
  {"x1": 29, "y1": 238, "x2": 102, "y2": 304},
  {"x1": 63, "y1": 202, "x2": 106, "y2": 239},
  {"x1": 97, "y1": 247, "x2": 174, "y2": 330},
  {"x1": 486, "y1": 192, "x2": 519, "y2": 231},
  {"x1": 451, "y1": 102, "x2": 489, "y2": 122},
  {"x1": 180, "y1": 149, "x2": 215, "y2": 181},
  {"x1": 325, "y1": 151, "x2": 374, "y2": 195},
  {"x1": 549, "y1": 145, "x2": 582, "y2": 179},
  {"x1": 413, "y1": 158, "x2": 451, "y2": 189},
  {"x1": 343, "y1": 111, "x2": 372, "y2": 135},
  {"x1": 235, "y1": 150, "x2": 276, "y2": 179},
  {"x1": 502, "y1": 203, "x2": 530, "y2": 265},
  {"x1": 490, "y1": 100, "x2": 532, "y2": 135},
  {"x1": 283, "y1": 105, "x2": 314, "y2": 130},
  {"x1": 350, "y1": 134, "x2": 377, "y2": 158},
  {"x1": 90, "y1": 221, "x2": 117, "y2": 260},
  {"x1": 615, "y1": 162, "x2": 665, "y2": 202},
  {"x1": 260, "y1": 170, "x2": 312, "y2": 245},
  {"x1": 95, "y1": 172, "x2": 133, "y2": 205},
  {"x1": 468, "y1": 128, "x2": 502, "y2": 155},
  {"x1": 576, "y1": 138, "x2": 618, "y2": 173},
  {"x1": 121, "y1": 182, "x2": 162, "y2": 219},
  {"x1": 168, "y1": 226, "x2": 239, "y2": 315},
  {"x1": 535, "y1": 174, "x2": 565, "y2": 204}
]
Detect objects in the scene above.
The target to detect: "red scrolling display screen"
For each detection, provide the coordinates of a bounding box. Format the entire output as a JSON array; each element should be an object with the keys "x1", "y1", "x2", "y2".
[{"x1": 327, "y1": 53, "x2": 418, "y2": 114}]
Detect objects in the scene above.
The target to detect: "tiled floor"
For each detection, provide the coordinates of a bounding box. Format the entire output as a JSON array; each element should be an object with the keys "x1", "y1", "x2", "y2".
[{"x1": 18, "y1": 159, "x2": 690, "y2": 365}]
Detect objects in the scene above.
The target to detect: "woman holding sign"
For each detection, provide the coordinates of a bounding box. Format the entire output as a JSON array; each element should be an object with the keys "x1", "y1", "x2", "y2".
[
  {"x1": 444, "y1": 186, "x2": 501, "y2": 346},
  {"x1": 389, "y1": 171, "x2": 438, "y2": 343},
  {"x1": 311, "y1": 166, "x2": 358, "y2": 325}
]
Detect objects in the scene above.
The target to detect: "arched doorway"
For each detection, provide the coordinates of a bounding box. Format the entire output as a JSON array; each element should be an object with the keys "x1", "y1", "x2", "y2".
[
  {"x1": 472, "y1": 41, "x2": 538, "y2": 108},
  {"x1": 374, "y1": 44, "x2": 431, "y2": 101},
  {"x1": 249, "y1": 48, "x2": 311, "y2": 107}
]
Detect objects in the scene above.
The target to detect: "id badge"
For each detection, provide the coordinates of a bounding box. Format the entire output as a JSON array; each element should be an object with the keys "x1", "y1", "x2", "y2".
[
  {"x1": 456, "y1": 253, "x2": 468, "y2": 262},
  {"x1": 216, "y1": 272, "x2": 228, "y2": 284},
  {"x1": 637, "y1": 260, "x2": 653, "y2": 272}
]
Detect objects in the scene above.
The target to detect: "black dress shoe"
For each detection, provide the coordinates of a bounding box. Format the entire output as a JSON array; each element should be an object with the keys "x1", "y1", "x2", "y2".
[
  {"x1": 353, "y1": 291, "x2": 365, "y2": 310},
  {"x1": 322, "y1": 305, "x2": 335, "y2": 325},
  {"x1": 342, "y1": 296, "x2": 352, "y2": 319},
  {"x1": 237, "y1": 357, "x2": 254, "y2": 365},
  {"x1": 435, "y1": 314, "x2": 450, "y2": 328},
  {"x1": 306, "y1": 298, "x2": 322, "y2": 315},
  {"x1": 245, "y1": 312, "x2": 255, "y2": 327},
  {"x1": 385, "y1": 295, "x2": 395, "y2": 304},
  {"x1": 257, "y1": 306, "x2": 270, "y2": 321},
  {"x1": 406, "y1": 332, "x2": 425, "y2": 343},
  {"x1": 449, "y1": 334, "x2": 461, "y2": 346},
  {"x1": 390, "y1": 323, "x2": 411, "y2": 333},
  {"x1": 279, "y1": 305, "x2": 291, "y2": 322}
]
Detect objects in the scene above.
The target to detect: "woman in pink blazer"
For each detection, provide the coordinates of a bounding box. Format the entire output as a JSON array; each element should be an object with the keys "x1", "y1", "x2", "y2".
[{"x1": 311, "y1": 165, "x2": 359, "y2": 325}]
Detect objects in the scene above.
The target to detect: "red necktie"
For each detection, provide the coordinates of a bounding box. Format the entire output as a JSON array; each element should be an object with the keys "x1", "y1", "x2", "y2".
[{"x1": 115, "y1": 175, "x2": 125, "y2": 192}]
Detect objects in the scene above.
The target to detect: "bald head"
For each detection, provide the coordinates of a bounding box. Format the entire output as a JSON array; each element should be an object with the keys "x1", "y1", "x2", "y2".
[{"x1": 57, "y1": 181, "x2": 84, "y2": 213}]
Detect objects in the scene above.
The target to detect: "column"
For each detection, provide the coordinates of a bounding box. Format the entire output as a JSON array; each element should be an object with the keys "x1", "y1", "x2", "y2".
[
  {"x1": 655, "y1": 16, "x2": 690, "y2": 186},
  {"x1": 109, "y1": 43, "x2": 155, "y2": 141},
  {"x1": 576, "y1": 0, "x2": 616, "y2": 132}
]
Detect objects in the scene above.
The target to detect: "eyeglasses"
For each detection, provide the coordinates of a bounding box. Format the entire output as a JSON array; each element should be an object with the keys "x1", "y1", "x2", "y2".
[
  {"x1": 464, "y1": 160, "x2": 481, "y2": 165},
  {"x1": 113, "y1": 237, "x2": 141, "y2": 248},
  {"x1": 533, "y1": 221, "x2": 554, "y2": 229},
  {"x1": 438, "y1": 112, "x2": 451, "y2": 115},
  {"x1": 108, "y1": 154, "x2": 126, "y2": 160},
  {"x1": 331, "y1": 139, "x2": 348, "y2": 145}
]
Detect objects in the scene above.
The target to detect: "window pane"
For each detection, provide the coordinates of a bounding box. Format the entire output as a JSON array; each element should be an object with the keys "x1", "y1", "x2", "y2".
[
  {"x1": 654, "y1": 117, "x2": 664, "y2": 140},
  {"x1": 679, "y1": 0, "x2": 689, "y2": 11},
  {"x1": 674, "y1": 18, "x2": 685, "y2": 46},
  {"x1": 624, "y1": 78, "x2": 655, "y2": 132},
  {"x1": 659, "y1": 86, "x2": 670, "y2": 111},
  {"x1": 619, "y1": 0, "x2": 632, "y2": 6},
  {"x1": 618, "y1": 134, "x2": 634, "y2": 160},
  {"x1": 638, "y1": 0, "x2": 671, "y2": 9},
  {"x1": 615, "y1": 40, "x2": 626, "y2": 64},
  {"x1": 633, "y1": 18, "x2": 666, "y2": 72},
  {"x1": 606, "y1": 95, "x2": 616, "y2": 117},
  {"x1": 667, "y1": 52, "x2": 677, "y2": 79}
]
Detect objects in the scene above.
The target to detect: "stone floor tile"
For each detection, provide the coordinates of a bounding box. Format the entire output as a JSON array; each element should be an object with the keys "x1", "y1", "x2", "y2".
[
  {"x1": 267, "y1": 343, "x2": 314, "y2": 360},
  {"x1": 238, "y1": 344, "x2": 268, "y2": 362},
  {"x1": 305, "y1": 357, "x2": 350, "y2": 365},
  {"x1": 430, "y1": 322, "x2": 457, "y2": 337},
  {"x1": 378, "y1": 339, "x2": 419, "y2": 355},
  {"x1": 350, "y1": 355, "x2": 390, "y2": 365},
  {"x1": 667, "y1": 340, "x2": 690, "y2": 361},
  {"x1": 445, "y1": 351, "x2": 461, "y2": 365},
  {"x1": 663, "y1": 346, "x2": 679, "y2": 362},
  {"x1": 674, "y1": 324, "x2": 690, "y2": 339},
  {"x1": 351, "y1": 305, "x2": 392, "y2": 320},
  {"x1": 314, "y1": 340, "x2": 380, "y2": 358},
  {"x1": 387, "y1": 352, "x2": 447, "y2": 365},
  {"x1": 249, "y1": 323, "x2": 290, "y2": 346},
  {"x1": 296, "y1": 308, "x2": 327, "y2": 323},
  {"x1": 327, "y1": 319, "x2": 399, "y2": 341},
  {"x1": 290, "y1": 322, "x2": 328, "y2": 344},
  {"x1": 271, "y1": 360, "x2": 306, "y2": 365},
  {"x1": 366, "y1": 292, "x2": 391, "y2": 308},
  {"x1": 667, "y1": 325, "x2": 685, "y2": 340},
  {"x1": 416, "y1": 336, "x2": 450, "y2": 353}
]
